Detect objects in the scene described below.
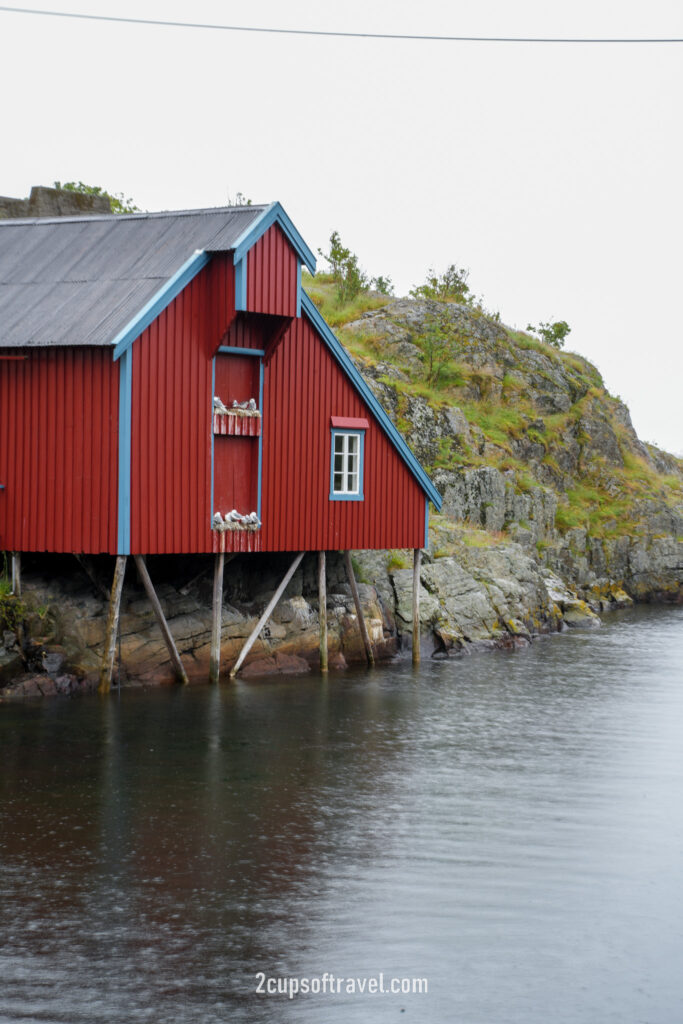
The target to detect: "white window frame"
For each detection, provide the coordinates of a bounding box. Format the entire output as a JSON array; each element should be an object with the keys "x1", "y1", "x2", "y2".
[{"x1": 330, "y1": 429, "x2": 365, "y2": 501}]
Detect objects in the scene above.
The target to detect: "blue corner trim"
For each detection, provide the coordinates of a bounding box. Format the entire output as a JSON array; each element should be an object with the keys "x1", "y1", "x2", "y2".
[
  {"x1": 116, "y1": 347, "x2": 132, "y2": 554},
  {"x1": 112, "y1": 250, "x2": 210, "y2": 360},
  {"x1": 296, "y1": 259, "x2": 302, "y2": 318},
  {"x1": 0, "y1": 483, "x2": 5, "y2": 490},
  {"x1": 329, "y1": 428, "x2": 365, "y2": 501},
  {"x1": 424, "y1": 498, "x2": 430, "y2": 548},
  {"x1": 234, "y1": 256, "x2": 247, "y2": 312},
  {"x1": 301, "y1": 291, "x2": 442, "y2": 510},
  {"x1": 231, "y1": 201, "x2": 316, "y2": 273},
  {"x1": 210, "y1": 356, "x2": 216, "y2": 524},
  {"x1": 217, "y1": 345, "x2": 265, "y2": 357},
  {"x1": 257, "y1": 359, "x2": 264, "y2": 519}
]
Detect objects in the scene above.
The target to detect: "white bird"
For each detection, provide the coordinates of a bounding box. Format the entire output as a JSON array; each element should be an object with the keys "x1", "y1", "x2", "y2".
[
  {"x1": 226, "y1": 509, "x2": 242, "y2": 523},
  {"x1": 232, "y1": 399, "x2": 250, "y2": 410},
  {"x1": 246, "y1": 511, "x2": 260, "y2": 525},
  {"x1": 212, "y1": 511, "x2": 224, "y2": 528},
  {"x1": 247, "y1": 398, "x2": 257, "y2": 411},
  {"x1": 213, "y1": 395, "x2": 229, "y2": 414}
]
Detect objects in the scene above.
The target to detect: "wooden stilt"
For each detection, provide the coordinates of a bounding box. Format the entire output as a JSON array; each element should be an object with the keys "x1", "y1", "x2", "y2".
[
  {"x1": 412, "y1": 548, "x2": 422, "y2": 666},
  {"x1": 209, "y1": 552, "x2": 225, "y2": 684},
  {"x1": 230, "y1": 551, "x2": 305, "y2": 678},
  {"x1": 11, "y1": 551, "x2": 21, "y2": 597},
  {"x1": 343, "y1": 550, "x2": 374, "y2": 666},
  {"x1": 99, "y1": 555, "x2": 127, "y2": 694},
  {"x1": 134, "y1": 555, "x2": 189, "y2": 685},
  {"x1": 318, "y1": 550, "x2": 328, "y2": 673}
]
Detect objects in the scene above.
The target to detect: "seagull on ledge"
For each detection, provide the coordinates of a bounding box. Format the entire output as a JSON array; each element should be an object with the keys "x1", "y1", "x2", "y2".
[{"x1": 213, "y1": 395, "x2": 229, "y2": 414}]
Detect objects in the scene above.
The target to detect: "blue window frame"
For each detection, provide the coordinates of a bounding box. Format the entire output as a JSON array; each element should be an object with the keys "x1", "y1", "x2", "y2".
[{"x1": 330, "y1": 429, "x2": 365, "y2": 501}]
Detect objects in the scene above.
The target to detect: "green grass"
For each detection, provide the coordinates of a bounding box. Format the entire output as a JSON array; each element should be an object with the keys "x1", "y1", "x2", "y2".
[
  {"x1": 387, "y1": 550, "x2": 411, "y2": 570},
  {"x1": 461, "y1": 403, "x2": 525, "y2": 448},
  {"x1": 302, "y1": 271, "x2": 387, "y2": 328}
]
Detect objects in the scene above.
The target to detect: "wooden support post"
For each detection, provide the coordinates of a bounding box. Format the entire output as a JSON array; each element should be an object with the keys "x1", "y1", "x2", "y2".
[
  {"x1": 209, "y1": 552, "x2": 225, "y2": 685},
  {"x1": 344, "y1": 550, "x2": 374, "y2": 666},
  {"x1": 230, "y1": 551, "x2": 305, "y2": 678},
  {"x1": 412, "y1": 548, "x2": 422, "y2": 666},
  {"x1": 134, "y1": 555, "x2": 189, "y2": 685},
  {"x1": 99, "y1": 555, "x2": 127, "y2": 694},
  {"x1": 11, "y1": 551, "x2": 21, "y2": 597},
  {"x1": 318, "y1": 550, "x2": 328, "y2": 673}
]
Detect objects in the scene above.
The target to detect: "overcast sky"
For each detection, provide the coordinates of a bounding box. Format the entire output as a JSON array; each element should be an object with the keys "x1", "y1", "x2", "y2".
[{"x1": 2, "y1": 0, "x2": 681, "y2": 454}]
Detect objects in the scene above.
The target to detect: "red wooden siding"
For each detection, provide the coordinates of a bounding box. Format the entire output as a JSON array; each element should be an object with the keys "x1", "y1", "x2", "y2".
[
  {"x1": 222, "y1": 314, "x2": 267, "y2": 351},
  {"x1": 247, "y1": 224, "x2": 298, "y2": 317},
  {"x1": 215, "y1": 351, "x2": 260, "y2": 406},
  {"x1": 260, "y1": 316, "x2": 426, "y2": 552},
  {"x1": 0, "y1": 348, "x2": 118, "y2": 553},
  {"x1": 214, "y1": 436, "x2": 258, "y2": 514},
  {"x1": 129, "y1": 259, "x2": 235, "y2": 554}
]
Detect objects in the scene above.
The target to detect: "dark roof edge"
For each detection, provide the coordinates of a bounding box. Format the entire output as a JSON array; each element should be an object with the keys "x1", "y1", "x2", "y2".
[{"x1": 0, "y1": 204, "x2": 269, "y2": 228}]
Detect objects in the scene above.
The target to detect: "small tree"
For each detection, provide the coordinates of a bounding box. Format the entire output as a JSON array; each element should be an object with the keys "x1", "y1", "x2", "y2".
[
  {"x1": 371, "y1": 275, "x2": 394, "y2": 296},
  {"x1": 418, "y1": 311, "x2": 465, "y2": 387},
  {"x1": 54, "y1": 181, "x2": 140, "y2": 214},
  {"x1": 410, "y1": 264, "x2": 471, "y2": 304},
  {"x1": 318, "y1": 231, "x2": 369, "y2": 305},
  {"x1": 526, "y1": 320, "x2": 571, "y2": 350}
]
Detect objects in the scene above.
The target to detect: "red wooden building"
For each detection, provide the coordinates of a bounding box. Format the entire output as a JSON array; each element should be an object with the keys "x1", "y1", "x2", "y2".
[{"x1": 0, "y1": 201, "x2": 441, "y2": 680}]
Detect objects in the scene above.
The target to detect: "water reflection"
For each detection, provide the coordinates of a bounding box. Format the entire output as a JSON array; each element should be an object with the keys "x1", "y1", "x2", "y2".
[{"x1": 1, "y1": 605, "x2": 682, "y2": 1023}]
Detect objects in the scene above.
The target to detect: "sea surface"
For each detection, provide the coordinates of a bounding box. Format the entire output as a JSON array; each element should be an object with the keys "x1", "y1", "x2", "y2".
[{"x1": 1, "y1": 605, "x2": 682, "y2": 1023}]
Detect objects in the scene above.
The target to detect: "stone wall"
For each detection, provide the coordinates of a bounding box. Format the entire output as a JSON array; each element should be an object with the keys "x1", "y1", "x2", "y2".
[{"x1": 0, "y1": 185, "x2": 111, "y2": 219}]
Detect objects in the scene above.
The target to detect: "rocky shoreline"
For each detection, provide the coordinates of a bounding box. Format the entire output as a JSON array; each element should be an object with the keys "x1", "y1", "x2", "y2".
[{"x1": 1, "y1": 519, "x2": 680, "y2": 701}]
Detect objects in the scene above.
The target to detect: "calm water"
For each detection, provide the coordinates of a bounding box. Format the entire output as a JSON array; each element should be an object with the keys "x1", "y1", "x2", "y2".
[{"x1": 1, "y1": 605, "x2": 683, "y2": 1024}]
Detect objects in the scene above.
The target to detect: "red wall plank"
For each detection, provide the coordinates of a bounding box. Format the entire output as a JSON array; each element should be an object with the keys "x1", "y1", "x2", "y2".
[
  {"x1": 259, "y1": 315, "x2": 426, "y2": 552},
  {"x1": 247, "y1": 224, "x2": 298, "y2": 317},
  {"x1": 0, "y1": 348, "x2": 118, "y2": 553}
]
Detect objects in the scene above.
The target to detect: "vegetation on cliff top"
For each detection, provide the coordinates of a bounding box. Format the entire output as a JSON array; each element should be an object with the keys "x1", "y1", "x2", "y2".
[{"x1": 304, "y1": 248, "x2": 683, "y2": 545}]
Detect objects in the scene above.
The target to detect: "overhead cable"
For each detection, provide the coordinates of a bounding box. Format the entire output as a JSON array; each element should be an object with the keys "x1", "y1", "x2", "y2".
[{"x1": 0, "y1": 5, "x2": 682, "y2": 44}]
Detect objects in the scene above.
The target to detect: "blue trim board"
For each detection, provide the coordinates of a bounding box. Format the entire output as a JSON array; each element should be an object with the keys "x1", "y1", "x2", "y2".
[
  {"x1": 296, "y1": 259, "x2": 302, "y2": 318},
  {"x1": 210, "y1": 356, "x2": 216, "y2": 523},
  {"x1": 257, "y1": 359, "x2": 264, "y2": 520},
  {"x1": 112, "y1": 250, "x2": 210, "y2": 361},
  {"x1": 424, "y1": 498, "x2": 430, "y2": 549},
  {"x1": 116, "y1": 347, "x2": 132, "y2": 554},
  {"x1": 231, "y1": 201, "x2": 316, "y2": 273},
  {"x1": 329, "y1": 428, "x2": 365, "y2": 502},
  {"x1": 301, "y1": 291, "x2": 442, "y2": 510},
  {"x1": 234, "y1": 256, "x2": 247, "y2": 312},
  {"x1": 217, "y1": 345, "x2": 265, "y2": 357}
]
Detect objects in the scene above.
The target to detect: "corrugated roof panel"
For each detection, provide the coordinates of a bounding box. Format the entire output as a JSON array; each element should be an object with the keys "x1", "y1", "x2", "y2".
[{"x1": 0, "y1": 205, "x2": 268, "y2": 347}]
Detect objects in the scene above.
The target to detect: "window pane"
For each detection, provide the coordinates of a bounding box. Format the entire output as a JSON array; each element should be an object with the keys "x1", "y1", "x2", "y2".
[
  {"x1": 334, "y1": 472, "x2": 344, "y2": 491},
  {"x1": 334, "y1": 452, "x2": 344, "y2": 474}
]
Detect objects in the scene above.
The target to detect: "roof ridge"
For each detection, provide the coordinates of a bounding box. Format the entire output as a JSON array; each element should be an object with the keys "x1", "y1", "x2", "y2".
[{"x1": 0, "y1": 204, "x2": 270, "y2": 227}]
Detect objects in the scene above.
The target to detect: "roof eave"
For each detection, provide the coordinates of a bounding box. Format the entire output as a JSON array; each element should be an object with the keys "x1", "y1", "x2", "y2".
[
  {"x1": 112, "y1": 249, "x2": 210, "y2": 360},
  {"x1": 231, "y1": 202, "x2": 316, "y2": 273}
]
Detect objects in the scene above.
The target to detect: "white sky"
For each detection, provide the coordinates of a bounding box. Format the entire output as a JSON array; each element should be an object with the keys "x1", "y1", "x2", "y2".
[{"x1": 2, "y1": 0, "x2": 681, "y2": 454}]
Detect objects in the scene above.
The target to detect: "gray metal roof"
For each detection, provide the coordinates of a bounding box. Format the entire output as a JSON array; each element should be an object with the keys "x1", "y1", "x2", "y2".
[{"x1": 0, "y1": 205, "x2": 268, "y2": 348}]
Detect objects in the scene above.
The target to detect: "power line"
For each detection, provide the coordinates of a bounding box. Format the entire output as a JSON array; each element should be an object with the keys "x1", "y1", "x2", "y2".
[{"x1": 0, "y1": 5, "x2": 682, "y2": 44}]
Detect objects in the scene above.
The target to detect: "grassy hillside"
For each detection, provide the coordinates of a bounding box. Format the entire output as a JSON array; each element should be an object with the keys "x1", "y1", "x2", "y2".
[{"x1": 304, "y1": 271, "x2": 683, "y2": 544}]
